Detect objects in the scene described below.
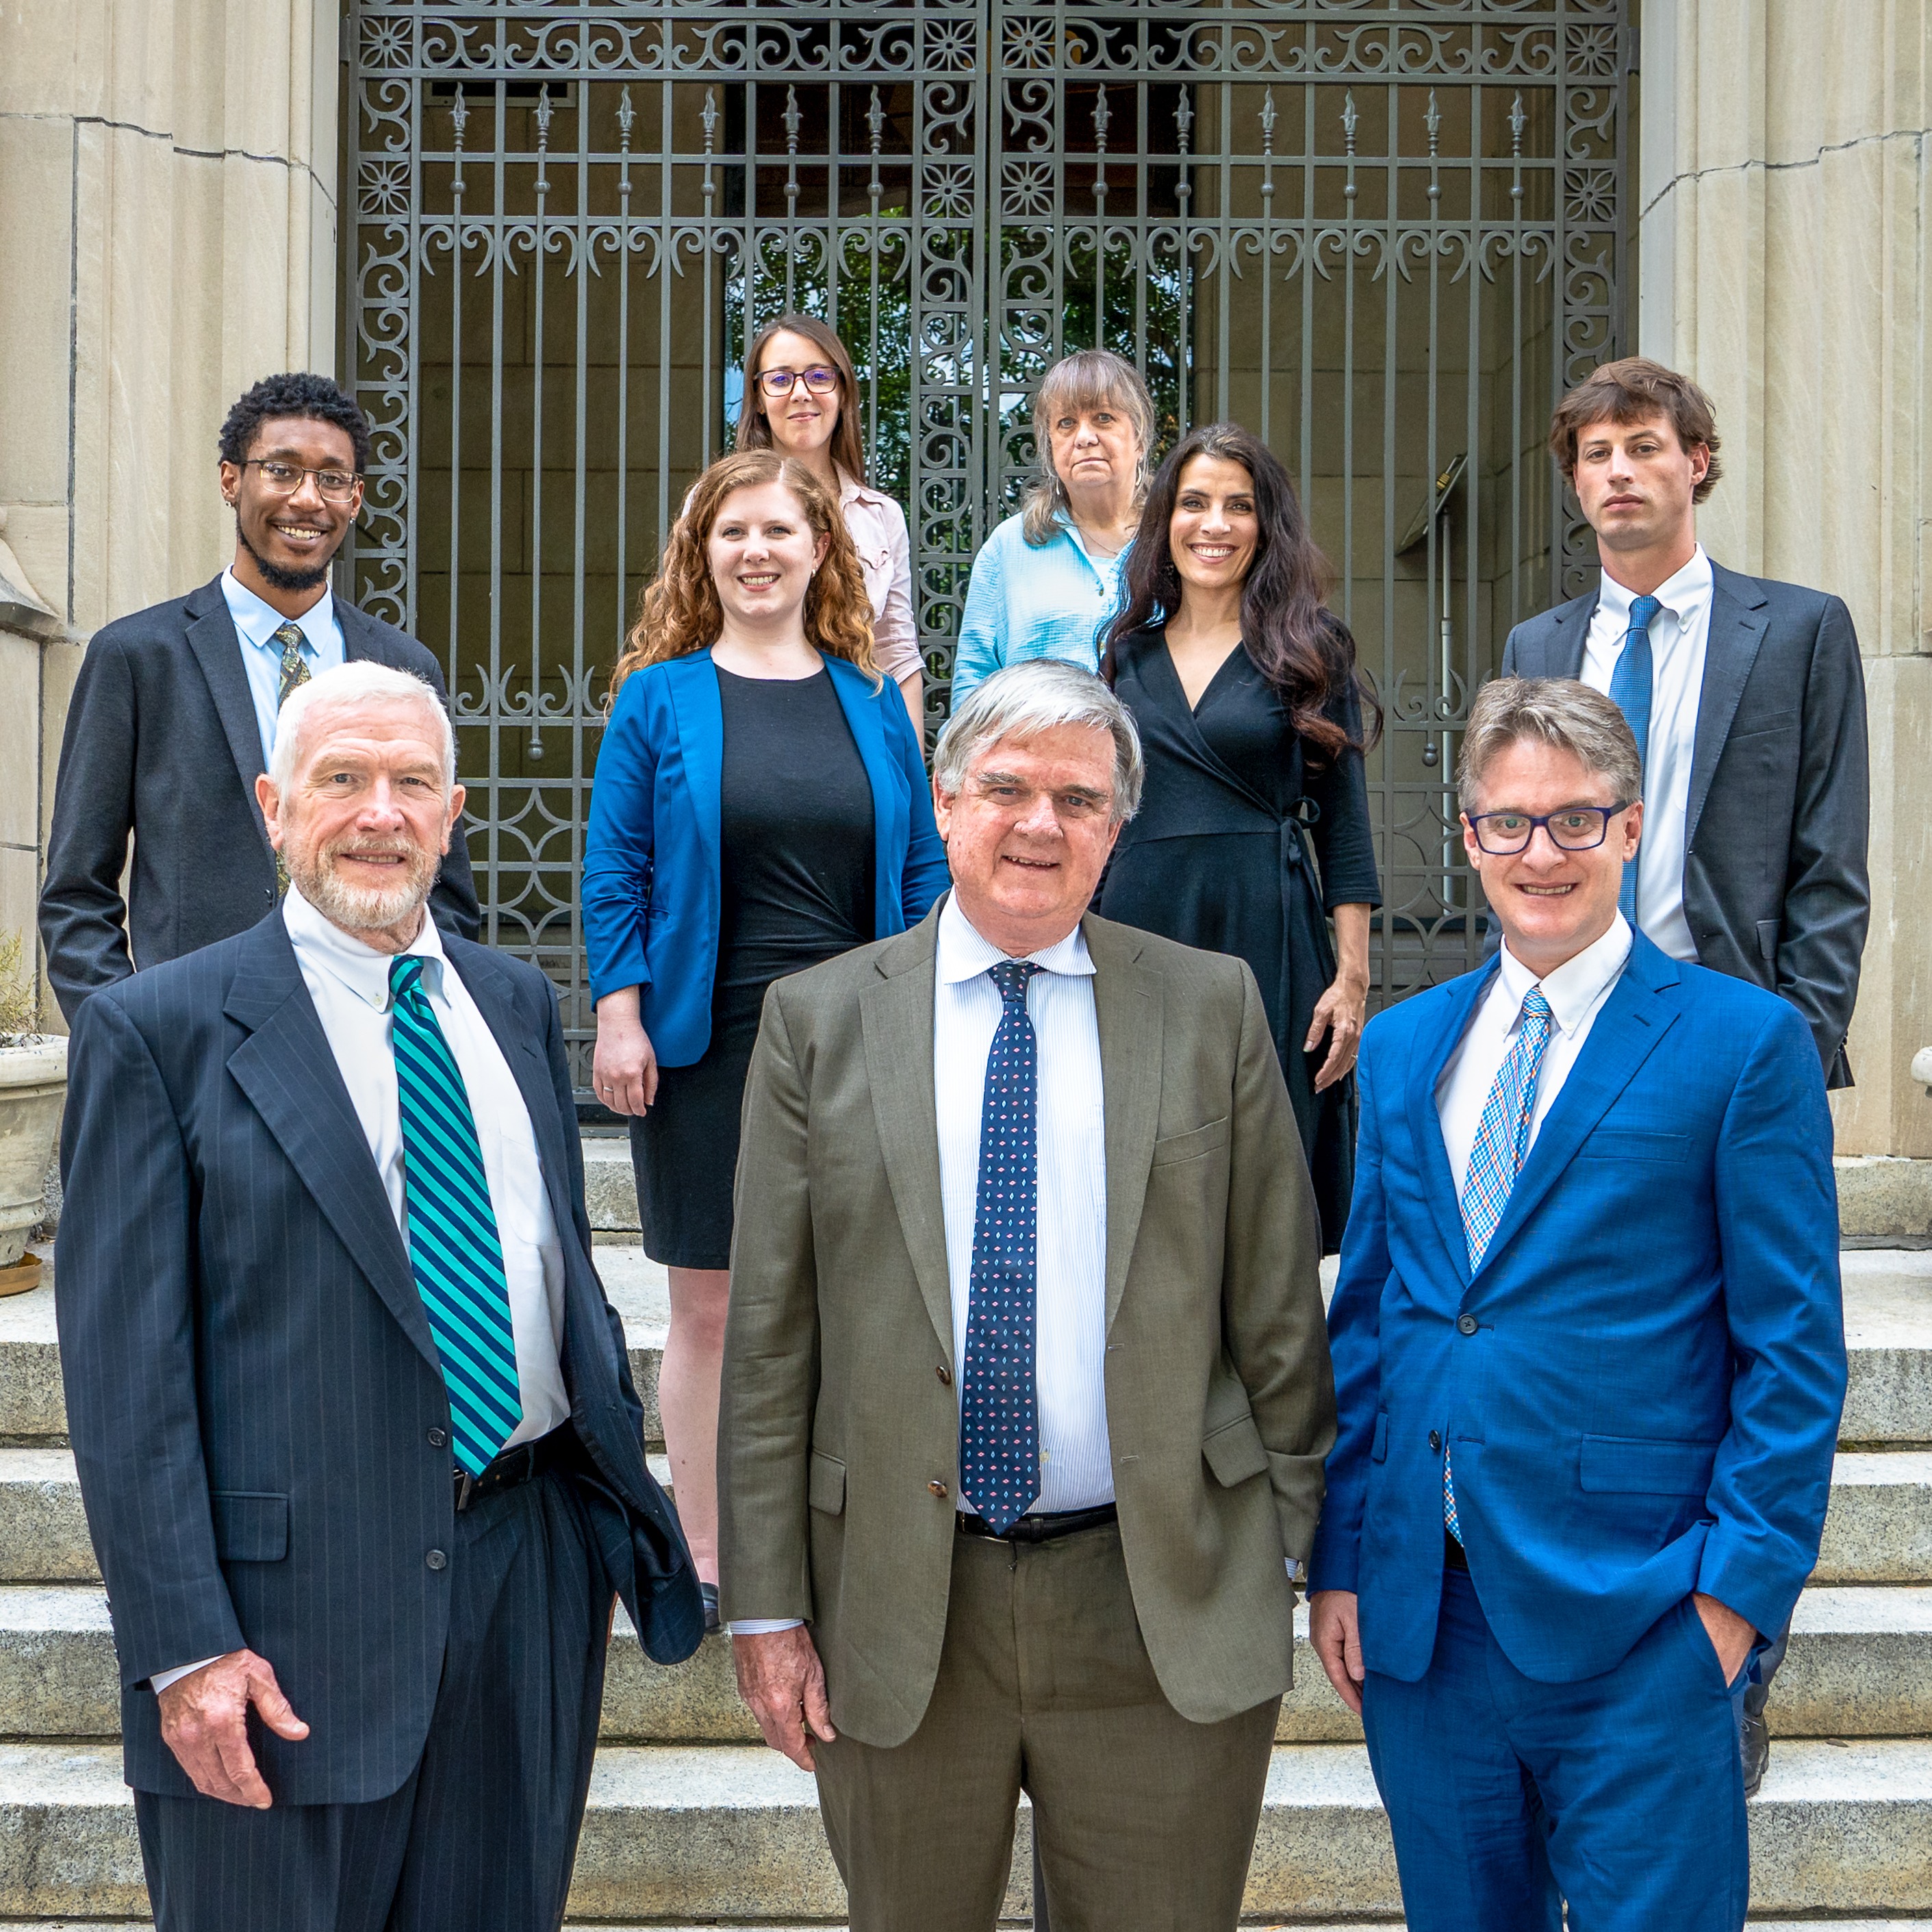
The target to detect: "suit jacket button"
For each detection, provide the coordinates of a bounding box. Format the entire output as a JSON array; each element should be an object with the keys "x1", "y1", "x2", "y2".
[
  {"x1": 1457, "y1": 1313, "x2": 1479, "y2": 1336},
  {"x1": 427, "y1": 1427, "x2": 448, "y2": 1449},
  {"x1": 936, "y1": 1365, "x2": 952, "y2": 1386},
  {"x1": 928, "y1": 1480, "x2": 949, "y2": 1498},
  {"x1": 426, "y1": 1549, "x2": 448, "y2": 1571},
  {"x1": 1429, "y1": 1430, "x2": 1442, "y2": 1453}
]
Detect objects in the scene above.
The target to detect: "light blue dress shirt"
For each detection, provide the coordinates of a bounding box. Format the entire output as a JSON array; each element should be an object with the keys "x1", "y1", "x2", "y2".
[
  {"x1": 951, "y1": 513, "x2": 1130, "y2": 705},
  {"x1": 219, "y1": 566, "x2": 347, "y2": 768}
]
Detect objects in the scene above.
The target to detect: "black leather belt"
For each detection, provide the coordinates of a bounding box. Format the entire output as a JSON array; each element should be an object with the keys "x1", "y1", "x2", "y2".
[
  {"x1": 454, "y1": 1424, "x2": 576, "y2": 1513},
  {"x1": 1444, "y1": 1527, "x2": 1469, "y2": 1573},
  {"x1": 957, "y1": 1503, "x2": 1118, "y2": 1545}
]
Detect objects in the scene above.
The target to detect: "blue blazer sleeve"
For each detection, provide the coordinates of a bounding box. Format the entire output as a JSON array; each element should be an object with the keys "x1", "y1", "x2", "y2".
[
  {"x1": 952, "y1": 527, "x2": 1007, "y2": 707},
  {"x1": 1308, "y1": 1021, "x2": 1392, "y2": 1595},
  {"x1": 1699, "y1": 997, "x2": 1847, "y2": 1636},
  {"x1": 885, "y1": 685, "x2": 950, "y2": 922},
  {"x1": 583, "y1": 677, "x2": 659, "y2": 1006}
]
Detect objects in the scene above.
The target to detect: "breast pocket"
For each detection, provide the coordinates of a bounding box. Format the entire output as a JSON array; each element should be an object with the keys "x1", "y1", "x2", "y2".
[
  {"x1": 1577, "y1": 1129, "x2": 1690, "y2": 1165},
  {"x1": 1149, "y1": 1116, "x2": 1231, "y2": 1169}
]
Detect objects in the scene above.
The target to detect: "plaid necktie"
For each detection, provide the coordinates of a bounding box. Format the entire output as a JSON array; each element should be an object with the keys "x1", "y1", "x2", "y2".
[
  {"x1": 270, "y1": 623, "x2": 312, "y2": 895},
  {"x1": 1607, "y1": 594, "x2": 1661, "y2": 924},
  {"x1": 961, "y1": 960, "x2": 1043, "y2": 1535},
  {"x1": 389, "y1": 954, "x2": 523, "y2": 1476},
  {"x1": 1445, "y1": 986, "x2": 1555, "y2": 1542}
]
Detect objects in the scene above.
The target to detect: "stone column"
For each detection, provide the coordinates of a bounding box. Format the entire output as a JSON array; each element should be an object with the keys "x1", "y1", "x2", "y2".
[
  {"x1": 1639, "y1": 0, "x2": 1932, "y2": 1160},
  {"x1": 0, "y1": 0, "x2": 340, "y2": 1026}
]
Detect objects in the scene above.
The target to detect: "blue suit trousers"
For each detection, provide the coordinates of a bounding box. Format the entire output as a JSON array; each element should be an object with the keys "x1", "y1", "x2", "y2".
[{"x1": 1362, "y1": 1568, "x2": 1749, "y2": 1932}]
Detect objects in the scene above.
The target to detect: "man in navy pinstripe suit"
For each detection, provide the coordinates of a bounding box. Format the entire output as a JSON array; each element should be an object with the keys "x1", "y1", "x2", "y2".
[{"x1": 56, "y1": 663, "x2": 701, "y2": 1931}]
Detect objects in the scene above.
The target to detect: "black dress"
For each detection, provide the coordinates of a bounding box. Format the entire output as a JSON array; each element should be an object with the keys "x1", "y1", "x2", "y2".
[
  {"x1": 629, "y1": 666, "x2": 876, "y2": 1268},
  {"x1": 1100, "y1": 625, "x2": 1381, "y2": 1251}
]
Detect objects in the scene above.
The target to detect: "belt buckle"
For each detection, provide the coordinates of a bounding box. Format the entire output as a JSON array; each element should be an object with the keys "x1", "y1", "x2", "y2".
[{"x1": 455, "y1": 1469, "x2": 476, "y2": 1514}]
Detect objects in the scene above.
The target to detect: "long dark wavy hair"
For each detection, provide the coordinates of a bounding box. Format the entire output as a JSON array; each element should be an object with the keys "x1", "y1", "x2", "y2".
[{"x1": 1102, "y1": 422, "x2": 1382, "y2": 757}]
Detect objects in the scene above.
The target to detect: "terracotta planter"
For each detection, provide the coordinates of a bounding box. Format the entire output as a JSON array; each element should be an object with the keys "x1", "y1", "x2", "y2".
[{"x1": 0, "y1": 1038, "x2": 65, "y2": 1269}]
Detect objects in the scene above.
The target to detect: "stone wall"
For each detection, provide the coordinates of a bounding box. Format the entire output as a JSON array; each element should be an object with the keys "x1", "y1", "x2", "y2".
[
  {"x1": 0, "y1": 0, "x2": 341, "y2": 1028},
  {"x1": 1640, "y1": 0, "x2": 1932, "y2": 1156}
]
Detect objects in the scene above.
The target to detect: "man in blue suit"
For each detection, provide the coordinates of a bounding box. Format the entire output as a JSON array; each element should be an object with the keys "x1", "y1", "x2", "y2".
[
  {"x1": 57, "y1": 662, "x2": 701, "y2": 1931},
  {"x1": 1308, "y1": 676, "x2": 1845, "y2": 1931}
]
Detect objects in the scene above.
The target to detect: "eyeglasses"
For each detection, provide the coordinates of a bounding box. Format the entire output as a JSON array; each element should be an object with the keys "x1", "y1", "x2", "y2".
[
  {"x1": 756, "y1": 366, "x2": 841, "y2": 398},
  {"x1": 240, "y1": 459, "x2": 362, "y2": 503},
  {"x1": 1466, "y1": 804, "x2": 1634, "y2": 855}
]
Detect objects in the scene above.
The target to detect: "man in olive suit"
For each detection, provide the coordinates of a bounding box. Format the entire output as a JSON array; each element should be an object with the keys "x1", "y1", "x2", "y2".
[{"x1": 717, "y1": 661, "x2": 1337, "y2": 1931}]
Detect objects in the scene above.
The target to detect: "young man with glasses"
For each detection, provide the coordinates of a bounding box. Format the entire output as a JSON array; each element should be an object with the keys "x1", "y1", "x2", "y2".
[
  {"x1": 1309, "y1": 676, "x2": 1844, "y2": 1932},
  {"x1": 41, "y1": 372, "x2": 477, "y2": 1019},
  {"x1": 1499, "y1": 357, "x2": 1870, "y2": 1793}
]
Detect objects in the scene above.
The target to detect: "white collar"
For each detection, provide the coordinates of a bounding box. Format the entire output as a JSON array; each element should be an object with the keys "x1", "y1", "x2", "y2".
[
  {"x1": 282, "y1": 883, "x2": 446, "y2": 1013},
  {"x1": 1495, "y1": 913, "x2": 1632, "y2": 1038},
  {"x1": 221, "y1": 565, "x2": 336, "y2": 651},
  {"x1": 837, "y1": 469, "x2": 885, "y2": 510},
  {"x1": 1596, "y1": 544, "x2": 1712, "y2": 631},
  {"x1": 935, "y1": 891, "x2": 1095, "y2": 985}
]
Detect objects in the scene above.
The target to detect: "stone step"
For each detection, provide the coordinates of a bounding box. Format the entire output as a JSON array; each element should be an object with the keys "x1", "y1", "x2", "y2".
[
  {"x1": 8, "y1": 1580, "x2": 1929, "y2": 1751},
  {"x1": 9, "y1": 1247, "x2": 1928, "y2": 1451},
  {"x1": 1, "y1": 1738, "x2": 1928, "y2": 1921},
  {"x1": 6, "y1": 1445, "x2": 1922, "y2": 1593}
]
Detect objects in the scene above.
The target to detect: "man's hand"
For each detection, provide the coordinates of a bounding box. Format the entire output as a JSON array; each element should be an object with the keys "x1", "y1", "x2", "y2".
[
  {"x1": 1694, "y1": 1592, "x2": 1757, "y2": 1688},
  {"x1": 156, "y1": 1649, "x2": 309, "y2": 1808},
  {"x1": 733, "y1": 1626, "x2": 836, "y2": 1772},
  {"x1": 1309, "y1": 1590, "x2": 1365, "y2": 1716}
]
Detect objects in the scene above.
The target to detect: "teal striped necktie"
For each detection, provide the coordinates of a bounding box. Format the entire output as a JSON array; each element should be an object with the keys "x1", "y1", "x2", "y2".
[{"x1": 388, "y1": 954, "x2": 522, "y2": 1476}]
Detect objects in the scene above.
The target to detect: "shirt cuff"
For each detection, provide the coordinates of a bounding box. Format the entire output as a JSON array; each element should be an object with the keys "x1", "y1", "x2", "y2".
[
  {"x1": 151, "y1": 1657, "x2": 222, "y2": 1694},
  {"x1": 727, "y1": 1618, "x2": 804, "y2": 1636}
]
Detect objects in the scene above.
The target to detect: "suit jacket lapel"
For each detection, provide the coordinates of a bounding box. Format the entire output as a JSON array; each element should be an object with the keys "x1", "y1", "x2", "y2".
[
  {"x1": 1471, "y1": 940, "x2": 1682, "y2": 1280},
  {"x1": 221, "y1": 914, "x2": 440, "y2": 1371},
  {"x1": 1083, "y1": 916, "x2": 1163, "y2": 1332},
  {"x1": 1406, "y1": 961, "x2": 1499, "y2": 1290},
  {"x1": 183, "y1": 579, "x2": 275, "y2": 861},
  {"x1": 1686, "y1": 564, "x2": 1770, "y2": 850},
  {"x1": 335, "y1": 596, "x2": 393, "y2": 668},
  {"x1": 670, "y1": 652, "x2": 724, "y2": 888},
  {"x1": 861, "y1": 914, "x2": 955, "y2": 1367},
  {"x1": 1535, "y1": 591, "x2": 1596, "y2": 678}
]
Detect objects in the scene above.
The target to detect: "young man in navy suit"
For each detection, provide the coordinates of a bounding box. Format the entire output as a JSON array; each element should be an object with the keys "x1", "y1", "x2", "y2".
[{"x1": 1308, "y1": 678, "x2": 1845, "y2": 1932}]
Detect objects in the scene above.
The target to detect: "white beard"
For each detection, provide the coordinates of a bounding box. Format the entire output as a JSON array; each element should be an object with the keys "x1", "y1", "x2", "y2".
[{"x1": 290, "y1": 842, "x2": 438, "y2": 934}]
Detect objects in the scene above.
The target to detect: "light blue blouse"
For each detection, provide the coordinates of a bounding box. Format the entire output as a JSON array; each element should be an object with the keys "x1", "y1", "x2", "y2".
[{"x1": 951, "y1": 513, "x2": 1130, "y2": 706}]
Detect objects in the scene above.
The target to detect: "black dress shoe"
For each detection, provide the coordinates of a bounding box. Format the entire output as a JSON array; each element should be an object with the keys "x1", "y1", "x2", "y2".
[
  {"x1": 700, "y1": 1581, "x2": 722, "y2": 1635},
  {"x1": 1740, "y1": 1709, "x2": 1770, "y2": 1797}
]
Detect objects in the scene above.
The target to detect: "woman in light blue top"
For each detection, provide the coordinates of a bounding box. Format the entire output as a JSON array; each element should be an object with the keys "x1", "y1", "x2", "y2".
[{"x1": 951, "y1": 347, "x2": 1154, "y2": 705}]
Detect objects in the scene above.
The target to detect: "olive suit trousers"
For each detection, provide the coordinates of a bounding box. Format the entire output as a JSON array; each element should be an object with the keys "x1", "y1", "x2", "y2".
[{"x1": 813, "y1": 1518, "x2": 1281, "y2": 1932}]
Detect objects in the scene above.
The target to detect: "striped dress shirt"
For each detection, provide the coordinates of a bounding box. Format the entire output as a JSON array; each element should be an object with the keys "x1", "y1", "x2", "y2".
[{"x1": 935, "y1": 893, "x2": 1113, "y2": 1515}]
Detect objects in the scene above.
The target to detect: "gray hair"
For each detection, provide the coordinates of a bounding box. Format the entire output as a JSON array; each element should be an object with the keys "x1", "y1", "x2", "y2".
[
  {"x1": 1019, "y1": 349, "x2": 1156, "y2": 547},
  {"x1": 270, "y1": 661, "x2": 455, "y2": 794},
  {"x1": 1458, "y1": 676, "x2": 1642, "y2": 814},
  {"x1": 934, "y1": 659, "x2": 1143, "y2": 824}
]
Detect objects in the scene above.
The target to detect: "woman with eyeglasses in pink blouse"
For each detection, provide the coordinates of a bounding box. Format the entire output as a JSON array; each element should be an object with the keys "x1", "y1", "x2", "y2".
[{"x1": 734, "y1": 314, "x2": 924, "y2": 734}]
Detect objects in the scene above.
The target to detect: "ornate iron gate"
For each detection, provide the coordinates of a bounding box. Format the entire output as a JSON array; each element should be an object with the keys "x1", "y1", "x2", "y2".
[{"x1": 344, "y1": 0, "x2": 1630, "y2": 1088}]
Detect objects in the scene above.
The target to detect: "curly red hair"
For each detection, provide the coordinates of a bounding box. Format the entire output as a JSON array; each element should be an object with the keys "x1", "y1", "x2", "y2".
[{"x1": 608, "y1": 451, "x2": 878, "y2": 705}]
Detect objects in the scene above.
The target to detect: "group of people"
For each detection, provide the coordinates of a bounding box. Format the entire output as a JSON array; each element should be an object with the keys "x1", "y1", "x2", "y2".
[{"x1": 37, "y1": 329, "x2": 1869, "y2": 1932}]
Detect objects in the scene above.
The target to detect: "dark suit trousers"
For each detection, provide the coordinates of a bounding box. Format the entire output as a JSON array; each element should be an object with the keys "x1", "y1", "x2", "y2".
[
  {"x1": 1361, "y1": 1567, "x2": 1749, "y2": 1932},
  {"x1": 813, "y1": 1520, "x2": 1280, "y2": 1932},
  {"x1": 135, "y1": 1466, "x2": 610, "y2": 1932}
]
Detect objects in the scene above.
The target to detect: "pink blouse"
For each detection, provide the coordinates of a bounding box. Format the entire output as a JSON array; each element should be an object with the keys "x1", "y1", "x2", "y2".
[{"x1": 838, "y1": 471, "x2": 921, "y2": 687}]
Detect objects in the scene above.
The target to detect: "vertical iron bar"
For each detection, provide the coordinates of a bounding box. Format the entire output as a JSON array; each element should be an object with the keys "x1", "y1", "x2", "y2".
[
  {"x1": 448, "y1": 90, "x2": 468, "y2": 694},
  {"x1": 529, "y1": 84, "x2": 553, "y2": 761}
]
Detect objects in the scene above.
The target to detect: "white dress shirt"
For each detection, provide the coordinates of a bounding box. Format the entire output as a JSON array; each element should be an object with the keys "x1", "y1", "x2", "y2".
[
  {"x1": 1436, "y1": 914, "x2": 1634, "y2": 1199},
  {"x1": 1579, "y1": 545, "x2": 1713, "y2": 963},
  {"x1": 934, "y1": 893, "x2": 1113, "y2": 1517},
  {"x1": 838, "y1": 469, "x2": 921, "y2": 689},
  {"x1": 218, "y1": 567, "x2": 348, "y2": 769},
  {"x1": 150, "y1": 889, "x2": 570, "y2": 1692}
]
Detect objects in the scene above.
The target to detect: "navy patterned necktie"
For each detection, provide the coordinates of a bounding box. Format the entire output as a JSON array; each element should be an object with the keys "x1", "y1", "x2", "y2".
[
  {"x1": 389, "y1": 955, "x2": 522, "y2": 1476},
  {"x1": 1607, "y1": 594, "x2": 1661, "y2": 923},
  {"x1": 961, "y1": 959, "x2": 1043, "y2": 1535}
]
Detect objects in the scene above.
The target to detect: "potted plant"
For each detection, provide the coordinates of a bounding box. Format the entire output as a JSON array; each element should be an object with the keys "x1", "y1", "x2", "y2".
[{"x1": 0, "y1": 933, "x2": 63, "y2": 1295}]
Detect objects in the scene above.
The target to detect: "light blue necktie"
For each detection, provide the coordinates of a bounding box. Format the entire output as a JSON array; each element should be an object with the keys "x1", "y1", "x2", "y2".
[
  {"x1": 961, "y1": 960, "x2": 1043, "y2": 1536},
  {"x1": 390, "y1": 954, "x2": 523, "y2": 1477},
  {"x1": 1445, "y1": 987, "x2": 1555, "y2": 1542},
  {"x1": 1607, "y1": 594, "x2": 1662, "y2": 924}
]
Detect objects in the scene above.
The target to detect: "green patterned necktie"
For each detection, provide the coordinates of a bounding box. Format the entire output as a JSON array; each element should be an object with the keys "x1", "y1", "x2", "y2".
[
  {"x1": 271, "y1": 623, "x2": 312, "y2": 895},
  {"x1": 388, "y1": 954, "x2": 524, "y2": 1475}
]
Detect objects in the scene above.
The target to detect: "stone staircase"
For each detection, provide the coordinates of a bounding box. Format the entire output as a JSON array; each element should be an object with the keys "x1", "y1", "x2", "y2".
[{"x1": 0, "y1": 1162, "x2": 1929, "y2": 1924}]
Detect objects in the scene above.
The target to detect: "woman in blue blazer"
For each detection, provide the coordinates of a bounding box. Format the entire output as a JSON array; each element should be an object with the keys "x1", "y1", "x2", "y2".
[{"x1": 584, "y1": 448, "x2": 948, "y2": 1619}]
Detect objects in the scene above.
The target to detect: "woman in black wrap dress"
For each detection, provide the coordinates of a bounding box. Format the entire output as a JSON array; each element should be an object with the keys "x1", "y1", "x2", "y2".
[{"x1": 1101, "y1": 423, "x2": 1381, "y2": 1250}]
